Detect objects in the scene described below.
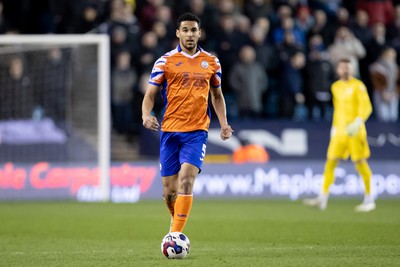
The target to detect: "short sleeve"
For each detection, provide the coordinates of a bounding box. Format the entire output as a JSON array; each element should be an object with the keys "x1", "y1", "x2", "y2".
[
  {"x1": 210, "y1": 56, "x2": 222, "y2": 88},
  {"x1": 149, "y1": 57, "x2": 166, "y2": 86}
]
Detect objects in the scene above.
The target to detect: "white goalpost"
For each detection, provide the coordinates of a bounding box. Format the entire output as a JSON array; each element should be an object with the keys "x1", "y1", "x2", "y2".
[{"x1": 0, "y1": 35, "x2": 111, "y2": 201}]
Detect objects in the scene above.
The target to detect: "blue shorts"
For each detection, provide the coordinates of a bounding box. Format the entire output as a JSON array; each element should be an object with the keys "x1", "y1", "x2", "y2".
[{"x1": 159, "y1": 130, "x2": 208, "y2": 177}]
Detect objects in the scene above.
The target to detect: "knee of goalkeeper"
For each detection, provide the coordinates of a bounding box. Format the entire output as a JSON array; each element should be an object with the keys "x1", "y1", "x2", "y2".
[{"x1": 346, "y1": 117, "x2": 363, "y2": 136}]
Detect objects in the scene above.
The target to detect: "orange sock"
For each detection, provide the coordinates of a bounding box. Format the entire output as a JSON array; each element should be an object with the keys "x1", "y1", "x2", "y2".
[
  {"x1": 171, "y1": 194, "x2": 193, "y2": 232},
  {"x1": 164, "y1": 198, "x2": 176, "y2": 217}
]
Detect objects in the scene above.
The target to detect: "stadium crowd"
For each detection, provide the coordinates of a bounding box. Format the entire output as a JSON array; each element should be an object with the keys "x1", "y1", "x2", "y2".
[{"x1": 0, "y1": 0, "x2": 399, "y2": 138}]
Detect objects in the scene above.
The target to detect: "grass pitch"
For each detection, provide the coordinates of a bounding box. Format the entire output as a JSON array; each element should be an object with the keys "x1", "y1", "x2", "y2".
[{"x1": 0, "y1": 199, "x2": 399, "y2": 267}]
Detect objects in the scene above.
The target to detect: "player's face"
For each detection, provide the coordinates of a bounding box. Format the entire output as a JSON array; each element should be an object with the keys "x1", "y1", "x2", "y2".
[
  {"x1": 336, "y1": 61, "x2": 352, "y2": 80},
  {"x1": 176, "y1": 21, "x2": 201, "y2": 54}
]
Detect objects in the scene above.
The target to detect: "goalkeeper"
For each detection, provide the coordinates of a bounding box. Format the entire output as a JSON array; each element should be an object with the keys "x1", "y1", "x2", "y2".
[{"x1": 304, "y1": 58, "x2": 375, "y2": 212}]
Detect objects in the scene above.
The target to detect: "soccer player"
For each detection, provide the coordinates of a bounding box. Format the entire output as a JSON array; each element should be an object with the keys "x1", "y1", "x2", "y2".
[
  {"x1": 142, "y1": 13, "x2": 234, "y2": 232},
  {"x1": 303, "y1": 58, "x2": 375, "y2": 212}
]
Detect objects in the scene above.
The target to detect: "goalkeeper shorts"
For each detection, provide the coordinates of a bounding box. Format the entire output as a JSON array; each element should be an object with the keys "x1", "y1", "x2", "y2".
[{"x1": 327, "y1": 131, "x2": 370, "y2": 161}]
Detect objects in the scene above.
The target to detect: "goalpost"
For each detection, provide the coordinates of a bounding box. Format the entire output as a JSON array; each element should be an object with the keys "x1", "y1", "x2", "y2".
[{"x1": 0, "y1": 35, "x2": 111, "y2": 201}]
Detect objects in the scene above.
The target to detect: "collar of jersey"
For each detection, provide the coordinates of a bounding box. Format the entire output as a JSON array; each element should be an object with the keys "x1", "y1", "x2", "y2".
[{"x1": 177, "y1": 44, "x2": 202, "y2": 58}]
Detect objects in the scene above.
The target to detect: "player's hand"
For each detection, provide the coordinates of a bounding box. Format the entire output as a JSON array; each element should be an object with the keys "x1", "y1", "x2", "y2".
[
  {"x1": 220, "y1": 124, "x2": 234, "y2": 141},
  {"x1": 346, "y1": 117, "x2": 363, "y2": 136},
  {"x1": 142, "y1": 114, "x2": 160, "y2": 131}
]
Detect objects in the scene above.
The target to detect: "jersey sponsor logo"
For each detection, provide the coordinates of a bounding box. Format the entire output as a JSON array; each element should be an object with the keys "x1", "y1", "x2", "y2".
[
  {"x1": 175, "y1": 62, "x2": 183, "y2": 66},
  {"x1": 201, "y1": 61, "x2": 209, "y2": 69},
  {"x1": 193, "y1": 73, "x2": 207, "y2": 88},
  {"x1": 181, "y1": 72, "x2": 191, "y2": 88},
  {"x1": 177, "y1": 214, "x2": 187, "y2": 217}
]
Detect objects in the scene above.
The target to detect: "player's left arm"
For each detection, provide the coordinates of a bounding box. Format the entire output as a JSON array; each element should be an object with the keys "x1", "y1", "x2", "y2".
[
  {"x1": 210, "y1": 86, "x2": 233, "y2": 140},
  {"x1": 356, "y1": 82, "x2": 373, "y2": 121},
  {"x1": 347, "y1": 82, "x2": 372, "y2": 136}
]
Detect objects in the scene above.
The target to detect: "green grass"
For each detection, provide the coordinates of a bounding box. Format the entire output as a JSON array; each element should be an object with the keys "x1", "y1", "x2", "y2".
[{"x1": 0, "y1": 199, "x2": 399, "y2": 267}]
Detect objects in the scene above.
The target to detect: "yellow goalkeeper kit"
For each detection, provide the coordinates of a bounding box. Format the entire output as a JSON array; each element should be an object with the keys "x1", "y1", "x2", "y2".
[{"x1": 327, "y1": 77, "x2": 372, "y2": 161}]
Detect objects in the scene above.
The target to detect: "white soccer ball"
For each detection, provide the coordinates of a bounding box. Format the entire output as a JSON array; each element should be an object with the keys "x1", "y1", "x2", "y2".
[{"x1": 161, "y1": 232, "x2": 190, "y2": 259}]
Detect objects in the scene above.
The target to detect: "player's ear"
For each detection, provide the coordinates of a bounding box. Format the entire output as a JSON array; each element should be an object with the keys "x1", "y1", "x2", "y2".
[
  {"x1": 198, "y1": 28, "x2": 202, "y2": 38},
  {"x1": 176, "y1": 29, "x2": 180, "y2": 39}
]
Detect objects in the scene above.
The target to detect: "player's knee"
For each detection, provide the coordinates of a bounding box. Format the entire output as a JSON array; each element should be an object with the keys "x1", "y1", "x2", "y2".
[
  {"x1": 179, "y1": 174, "x2": 196, "y2": 194},
  {"x1": 162, "y1": 183, "x2": 178, "y2": 200},
  {"x1": 354, "y1": 159, "x2": 365, "y2": 165},
  {"x1": 163, "y1": 192, "x2": 177, "y2": 202}
]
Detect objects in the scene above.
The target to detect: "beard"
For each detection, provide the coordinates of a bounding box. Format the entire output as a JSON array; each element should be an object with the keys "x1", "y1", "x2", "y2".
[
  {"x1": 182, "y1": 39, "x2": 197, "y2": 51},
  {"x1": 341, "y1": 72, "x2": 350, "y2": 80}
]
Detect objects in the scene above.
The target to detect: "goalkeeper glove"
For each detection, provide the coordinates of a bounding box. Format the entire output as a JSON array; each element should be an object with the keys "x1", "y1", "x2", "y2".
[{"x1": 346, "y1": 117, "x2": 363, "y2": 136}]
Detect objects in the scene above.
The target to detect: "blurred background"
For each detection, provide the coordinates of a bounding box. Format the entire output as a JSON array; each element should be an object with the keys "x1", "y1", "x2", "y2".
[{"x1": 0, "y1": 0, "x2": 399, "y2": 202}]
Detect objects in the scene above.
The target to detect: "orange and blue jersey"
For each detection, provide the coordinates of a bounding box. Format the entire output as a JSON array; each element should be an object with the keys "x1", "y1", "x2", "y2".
[{"x1": 149, "y1": 45, "x2": 221, "y2": 132}]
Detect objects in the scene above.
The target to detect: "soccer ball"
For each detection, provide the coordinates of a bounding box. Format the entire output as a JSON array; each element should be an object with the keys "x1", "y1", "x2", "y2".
[{"x1": 161, "y1": 232, "x2": 190, "y2": 259}]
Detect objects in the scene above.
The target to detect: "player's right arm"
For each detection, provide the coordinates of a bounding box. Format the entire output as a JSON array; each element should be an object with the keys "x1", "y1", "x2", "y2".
[
  {"x1": 142, "y1": 84, "x2": 160, "y2": 131},
  {"x1": 142, "y1": 56, "x2": 167, "y2": 131}
]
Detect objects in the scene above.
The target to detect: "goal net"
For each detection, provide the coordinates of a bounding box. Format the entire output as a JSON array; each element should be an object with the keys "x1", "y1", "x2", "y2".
[{"x1": 0, "y1": 35, "x2": 110, "y2": 201}]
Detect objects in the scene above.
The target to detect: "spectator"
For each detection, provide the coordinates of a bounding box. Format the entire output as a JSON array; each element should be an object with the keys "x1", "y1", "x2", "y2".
[
  {"x1": 111, "y1": 50, "x2": 138, "y2": 135},
  {"x1": 249, "y1": 24, "x2": 279, "y2": 75},
  {"x1": 273, "y1": 0, "x2": 301, "y2": 12},
  {"x1": 74, "y1": 3, "x2": 100, "y2": 33},
  {"x1": 273, "y1": 16, "x2": 306, "y2": 47},
  {"x1": 389, "y1": 10, "x2": 400, "y2": 65},
  {"x1": 183, "y1": 0, "x2": 218, "y2": 41},
  {"x1": 387, "y1": 4, "x2": 400, "y2": 41},
  {"x1": 0, "y1": 56, "x2": 33, "y2": 120},
  {"x1": 277, "y1": 31, "x2": 304, "y2": 63},
  {"x1": 138, "y1": 0, "x2": 165, "y2": 31},
  {"x1": 356, "y1": 0, "x2": 394, "y2": 26},
  {"x1": 243, "y1": 0, "x2": 273, "y2": 24},
  {"x1": 217, "y1": 0, "x2": 240, "y2": 16},
  {"x1": 365, "y1": 22, "x2": 388, "y2": 66},
  {"x1": 36, "y1": 47, "x2": 69, "y2": 123},
  {"x1": 352, "y1": 9, "x2": 374, "y2": 93},
  {"x1": 0, "y1": 1, "x2": 7, "y2": 34},
  {"x1": 151, "y1": 21, "x2": 172, "y2": 51},
  {"x1": 308, "y1": 9, "x2": 335, "y2": 45},
  {"x1": 351, "y1": 9, "x2": 373, "y2": 47},
  {"x1": 334, "y1": 6, "x2": 351, "y2": 29},
  {"x1": 304, "y1": 34, "x2": 335, "y2": 120},
  {"x1": 253, "y1": 16, "x2": 271, "y2": 38},
  {"x1": 155, "y1": 4, "x2": 175, "y2": 39},
  {"x1": 369, "y1": 47, "x2": 399, "y2": 122},
  {"x1": 137, "y1": 31, "x2": 164, "y2": 75},
  {"x1": 235, "y1": 14, "x2": 252, "y2": 48},
  {"x1": 309, "y1": 0, "x2": 342, "y2": 17},
  {"x1": 215, "y1": 14, "x2": 243, "y2": 93},
  {"x1": 110, "y1": 0, "x2": 126, "y2": 22},
  {"x1": 110, "y1": 25, "x2": 132, "y2": 66},
  {"x1": 228, "y1": 45, "x2": 268, "y2": 119},
  {"x1": 271, "y1": 4, "x2": 292, "y2": 27},
  {"x1": 328, "y1": 26, "x2": 366, "y2": 77},
  {"x1": 98, "y1": 2, "x2": 141, "y2": 68},
  {"x1": 279, "y1": 51, "x2": 306, "y2": 119},
  {"x1": 295, "y1": 5, "x2": 314, "y2": 34}
]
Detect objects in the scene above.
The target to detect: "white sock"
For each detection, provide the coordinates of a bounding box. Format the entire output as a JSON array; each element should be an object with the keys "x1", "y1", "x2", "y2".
[
  {"x1": 319, "y1": 193, "x2": 329, "y2": 205},
  {"x1": 363, "y1": 194, "x2": 373, "y2": 204}
]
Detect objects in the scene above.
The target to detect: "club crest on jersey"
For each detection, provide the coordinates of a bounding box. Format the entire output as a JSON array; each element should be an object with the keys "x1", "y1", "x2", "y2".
[{"x1": 201, "y1": 61, "x2": 208, "y2": 69}]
